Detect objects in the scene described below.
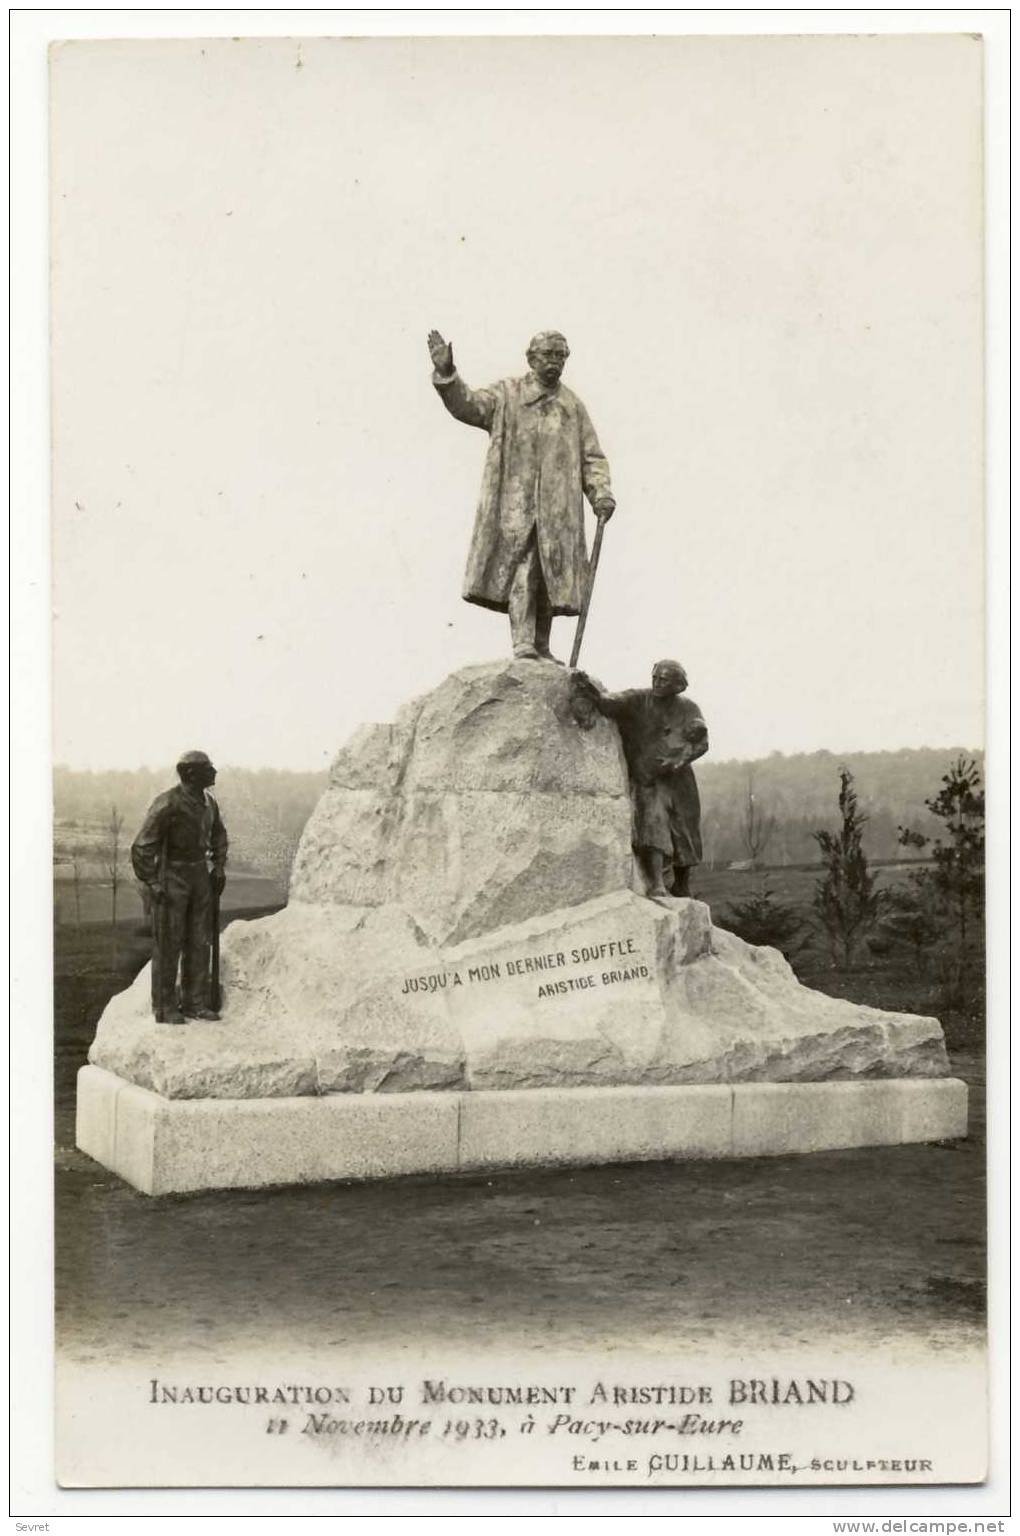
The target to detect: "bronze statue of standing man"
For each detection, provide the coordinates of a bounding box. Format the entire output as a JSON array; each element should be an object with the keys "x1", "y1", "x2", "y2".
[
  {"x1": 131, "y1": 750, "x2": 228, "y2": 1024},
  {"x1": 573, "y1": 661, "x2": 708, "y2": 898},
  {"x1": 428, "y1": 329, "x2": 616, "y2": 662}
]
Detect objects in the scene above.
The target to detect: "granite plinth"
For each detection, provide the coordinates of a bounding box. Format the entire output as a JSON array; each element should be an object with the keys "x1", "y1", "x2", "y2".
[{"x1": 76, "y1": 1065, "x2": 968, "y2": 1195}]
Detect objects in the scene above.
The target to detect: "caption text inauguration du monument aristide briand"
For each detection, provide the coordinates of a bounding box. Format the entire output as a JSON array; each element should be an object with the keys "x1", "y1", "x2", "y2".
[{"x1": 145, "y1": 1373, "x2": 939, "y2": 1479}]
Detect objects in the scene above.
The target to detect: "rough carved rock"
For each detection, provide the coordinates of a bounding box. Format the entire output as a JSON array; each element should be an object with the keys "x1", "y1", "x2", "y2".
[
  {"x1": 288, "y1": 658, "x2": 636, "y2": 943},
  {"x1": 88, "y1": 660, "x2": 951, "y2": 1099},
  {"x1": 89, "y1": 890, "x2": 949, "y2": 1099}
]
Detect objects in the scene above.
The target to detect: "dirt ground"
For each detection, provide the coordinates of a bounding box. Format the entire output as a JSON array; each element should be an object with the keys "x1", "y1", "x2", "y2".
[{"x1": 54, "y1": 909, "x2": 986, "y2": 1367}]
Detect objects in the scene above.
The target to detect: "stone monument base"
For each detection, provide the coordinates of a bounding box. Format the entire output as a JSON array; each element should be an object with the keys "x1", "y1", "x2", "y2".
[
  {"x1": 76, "y1": 1064, "x2": 967, "y2": 1196},
  {"x1": 78, "y1": 664, "x2": 966, "y2": 1195}
]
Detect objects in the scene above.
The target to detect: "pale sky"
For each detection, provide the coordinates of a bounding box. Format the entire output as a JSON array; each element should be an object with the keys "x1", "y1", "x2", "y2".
[{"x1": 50, "y1": 34, "x2": 984, "y2": 770}]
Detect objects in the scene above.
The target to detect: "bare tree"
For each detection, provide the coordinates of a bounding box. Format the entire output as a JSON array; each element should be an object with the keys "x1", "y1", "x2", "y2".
[
  {"x1": 71, "y1": 849, "x2": 83, "y2": 929},
  {"x1": 741, "y1": 768, "x2": 776, "y2": 871},
  {"x1": 107, "y1": 806, "x2": 125, "y2": 967}
]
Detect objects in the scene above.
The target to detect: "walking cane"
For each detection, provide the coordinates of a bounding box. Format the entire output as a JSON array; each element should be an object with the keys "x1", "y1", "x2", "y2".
[
  {"x1": 569, "y1": 513, "x2": 608, "y2": 669},
  {"x1": 210, "y1": 875, "x2": 222, "y2": 1012},
  {"x1": 150, "y1": 885, "x2": 165, "y2": 1021}
]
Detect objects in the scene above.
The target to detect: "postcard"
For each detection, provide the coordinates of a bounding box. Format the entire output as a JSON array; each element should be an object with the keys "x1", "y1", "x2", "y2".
[{"x1": 49, "y1": 32, "x2": 987, "y2": 1492}]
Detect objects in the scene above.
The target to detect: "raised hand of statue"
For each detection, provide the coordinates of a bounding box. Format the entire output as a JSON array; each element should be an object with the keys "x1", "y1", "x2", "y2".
[{"x1": 427, "y1": 329, "x2": 454, "y2": 377}]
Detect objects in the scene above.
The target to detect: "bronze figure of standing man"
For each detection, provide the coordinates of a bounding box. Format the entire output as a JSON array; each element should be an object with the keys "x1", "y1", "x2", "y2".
[
  {"x1": 573, "y1": 661, "x2": 708, "y2": 898},
  {"x1": 131, "y1": 750, "x2": 228, "y2": 1024},
  {"x1": 428, "y1": 329, "x2": 616, "y2": 662}
]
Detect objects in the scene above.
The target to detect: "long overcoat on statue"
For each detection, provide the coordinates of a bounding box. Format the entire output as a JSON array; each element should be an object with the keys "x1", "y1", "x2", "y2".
[{"x1": 433, "y1": 370, "x2": 614, "y2": 615}]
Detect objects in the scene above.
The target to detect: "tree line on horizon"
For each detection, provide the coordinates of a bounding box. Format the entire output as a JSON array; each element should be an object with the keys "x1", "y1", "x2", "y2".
[
  {"x1": 52, "y1": 745, "x2": 982, "y2": 880},
  {"x1": 697, "y1": 745, "x2": 983, "y2": 868},
  {"x1": 53, "y1": 765, "x2": 327, "y2": 879}
]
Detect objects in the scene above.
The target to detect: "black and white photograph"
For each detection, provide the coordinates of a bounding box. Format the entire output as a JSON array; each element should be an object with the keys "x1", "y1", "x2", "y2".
[{"x1": 12, "y1": 15, "x2": 1006, "y2": 1514}]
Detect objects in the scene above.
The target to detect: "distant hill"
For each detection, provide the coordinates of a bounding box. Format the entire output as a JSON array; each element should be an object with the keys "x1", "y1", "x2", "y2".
[{"x1": 53, "y1": 745, "x2": 982, "y2": 879}]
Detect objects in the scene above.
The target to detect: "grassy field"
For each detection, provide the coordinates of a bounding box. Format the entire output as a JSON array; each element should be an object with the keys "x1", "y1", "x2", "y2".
[
  {"x1": 52, "y1": 869, "x2": 286, "y2": 927},
  {"x1": 692, "y1": 860, "x2": 917, "y2": 910},
  {"x1": 692, "y1": 863, "x2": 984, "y2": 1054}
]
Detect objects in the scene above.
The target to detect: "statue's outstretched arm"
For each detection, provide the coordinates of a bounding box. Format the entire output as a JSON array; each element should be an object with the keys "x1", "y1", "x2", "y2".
[
  {"x1": 434, "y1": 372, "x2": 498, "y2": 431},
  {"x1": 570, "y1": 672, "x2": 638, "y2": 723},
  {"x1": 593, "y1": 686, "x2": 643, "y2": 721},
  {"x1": 427, "y1": 330, "x2": 497, "y2": 431}
]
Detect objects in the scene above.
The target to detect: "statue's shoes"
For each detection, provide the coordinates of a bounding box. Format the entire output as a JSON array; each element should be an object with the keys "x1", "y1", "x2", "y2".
[
  {"x1": 535, "y1": 649, "x2": 565, "y2": 666},
  {"x1": 513, "y1": 644, "x2": 539, "y2": 659},
  {"x1": 156, "y1": 1009, "x2": 187, "y2": 1026},
  {"x1": 183, "y1": 1007, "x2": 221, "y2": 1021}
]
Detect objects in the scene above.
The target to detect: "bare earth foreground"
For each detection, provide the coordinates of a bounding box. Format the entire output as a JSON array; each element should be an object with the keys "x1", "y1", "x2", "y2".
[{"x1": 55, "y1": 906, "x2": 985, "y2": 1366}]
